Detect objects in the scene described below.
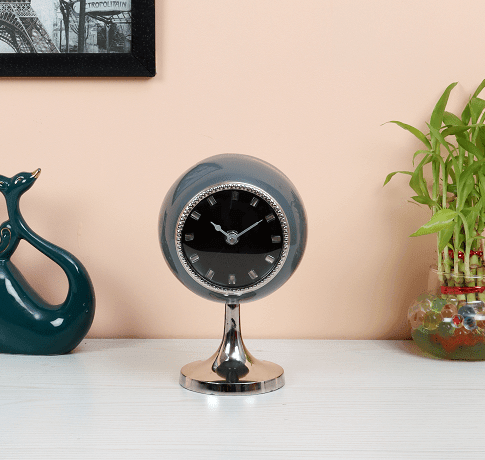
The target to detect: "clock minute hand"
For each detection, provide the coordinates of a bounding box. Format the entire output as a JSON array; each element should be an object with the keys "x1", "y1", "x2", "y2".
[
  {"x1": 236, "y1": 219, "x2": 263, "y2": 238},
  {"x1": 211, "y1": 221, "x2": 230, "y2": 238}
]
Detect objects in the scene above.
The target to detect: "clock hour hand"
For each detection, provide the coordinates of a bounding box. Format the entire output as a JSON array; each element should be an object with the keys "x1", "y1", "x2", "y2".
[
  {"x1": 236, "y1": 219, "x2": 263, "y2": 238},
  {"x1": 210, "y1": 221, "x2": 230, "y2": 238}
]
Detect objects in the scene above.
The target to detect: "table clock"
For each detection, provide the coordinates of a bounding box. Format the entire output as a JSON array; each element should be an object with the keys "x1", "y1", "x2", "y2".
[{"x1": 159, "y1": 154, "x2": 307, "y2": 394}]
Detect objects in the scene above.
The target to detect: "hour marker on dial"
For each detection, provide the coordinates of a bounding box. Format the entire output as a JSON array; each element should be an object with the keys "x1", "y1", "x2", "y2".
[
  {"x1": 205, "y1": 269, "x2": 214, "y2": 280},
  {"x1": 207, "y1": 196, "x2": 217, "y2": 206},
  {"x1": 271, "y1": 235, "x2": 281, "y2": 243},
  {"x1": 228, "y1": 274, "x2": 236, "y2": 285},
  {"x1": 265, "y1": 214, "x2": 275, "y2": 223},
  {"x1": 250, "y1": 197, "x2": 259, "y2": 207},
  {"x1": 185, "y1": 233, "x2": 194, "y2": 241},
  {"x1": 265, "y1": 255, "x2": 275, "y2": 264},
  {"x1": 189, "y1": 254, "x2": 200, "y2": 263},
  {"x1": 248, "y1": 269, "x2": 258, "y2": 280},
  {"x1": 191, "y1": 211, "x2": 201, "y2": 221},
  {"x1": 231, "y1": 191, "x2": 239, "y2": 201}
]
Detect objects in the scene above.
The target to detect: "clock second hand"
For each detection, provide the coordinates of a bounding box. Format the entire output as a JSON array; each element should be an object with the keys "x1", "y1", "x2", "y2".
[{"x1": 236, "y1": 219, "x2": 263, "y2": 238}]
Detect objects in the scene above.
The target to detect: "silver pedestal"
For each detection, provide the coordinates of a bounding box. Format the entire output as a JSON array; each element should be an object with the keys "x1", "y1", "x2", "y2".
[{"x1": 180, "y1": 303, "x2": 285, "y2": 395}]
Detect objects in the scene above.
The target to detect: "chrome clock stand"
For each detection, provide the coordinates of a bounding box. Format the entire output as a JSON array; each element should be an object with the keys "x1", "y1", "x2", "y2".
[{"x1": 180, "y1": 302, "x2": 285, "y2": 395}]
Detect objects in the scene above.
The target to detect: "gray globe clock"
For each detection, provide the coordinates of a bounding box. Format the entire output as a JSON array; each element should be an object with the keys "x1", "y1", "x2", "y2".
[{"x1": 159, "y1": 154, "x2": 307, "y2": 394}]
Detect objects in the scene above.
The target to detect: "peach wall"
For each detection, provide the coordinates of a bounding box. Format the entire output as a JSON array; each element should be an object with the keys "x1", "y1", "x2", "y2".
[{"x1": 2, "y1": 0, "x2": 485, "y2": 339}]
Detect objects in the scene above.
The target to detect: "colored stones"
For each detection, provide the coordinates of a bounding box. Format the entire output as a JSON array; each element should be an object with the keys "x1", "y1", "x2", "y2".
[
  {"x1": 410, "y1": 279, "x2": 485, "y2": 357},
  {"x1": 409, "y1": 285, "x2": 485, "y2": 357},
  {"x1": 445, "y1": 296, "x2": 459, "y2": 307},
  {"x1": 409, "y1": 295, "x2": 447, "y2": 330},
  {"x1": 432, "y1": 298, "x2": 448, "y2": 312},
  {"x1": 416, "y1": 294, "x2": 435, "y2": 309},
  {"x1": 464, "y1": 316, "x2": 477, "y2": 331},
  {"x1": 441, "y1": 303, "x2": 458, "y2": 320},
  {"x1": 476, "y1": 314, "x2": 485, "y2": 329},
  {"x1": 455, "y1": 304, "x2": 478, "y2": 331},
  {"x1": 417, "y1": 300, "x2": 432, "y2": 313},
  {"x1": 409, "y1": 311, "x2": 425, "y2": 329},
  {"x1": 408, "y1": 303, "x2": 422, "y2": 319},
  {"x1": 458, "y1": 305, "x2": 476, "y2": 317},
  {"x1": 474, "y1": 301, "x2": 485, "y2": 313},
  {"x1": 417, "y1": 293, "x2": 435, "y2": 303},
  {"x1": 452, "y1": 314, "x2": 464, "y2": 328},
  {"x1": 438, "y1": 322, "x2": 454, "y2": 338},
  {"x1": 423, "y1": 311, "x2": 441, "y2": 331},
  {"x1": 454, "y1": 327, "x2": 470, "y2": 337}
]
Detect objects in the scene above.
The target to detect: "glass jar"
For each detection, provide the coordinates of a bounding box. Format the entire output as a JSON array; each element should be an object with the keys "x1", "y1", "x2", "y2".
[{"x1": 409, "y1": 268, "x2": 485, "y2": 360}]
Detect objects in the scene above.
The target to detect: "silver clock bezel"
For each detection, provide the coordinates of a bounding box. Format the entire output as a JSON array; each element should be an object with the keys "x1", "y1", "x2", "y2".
[{"x1": 175, "y1": 182, "x2": 290, "y2": 297}]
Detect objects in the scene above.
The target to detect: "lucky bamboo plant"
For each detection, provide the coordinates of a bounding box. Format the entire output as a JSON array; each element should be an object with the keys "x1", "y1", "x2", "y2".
[{"x1": 385, "y1": 80, "x2": 485, "y2": 303}]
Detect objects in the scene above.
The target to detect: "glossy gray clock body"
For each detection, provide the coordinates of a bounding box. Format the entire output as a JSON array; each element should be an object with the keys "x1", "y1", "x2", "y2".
[{"x1": 159, "y1": 154, "x2": 307, "y2": 303}]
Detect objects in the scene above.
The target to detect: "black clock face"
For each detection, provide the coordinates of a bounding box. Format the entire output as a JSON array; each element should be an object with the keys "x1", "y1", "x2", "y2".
[{"x1": 180, "y1": 188, "x2": 284, "y2": 289}]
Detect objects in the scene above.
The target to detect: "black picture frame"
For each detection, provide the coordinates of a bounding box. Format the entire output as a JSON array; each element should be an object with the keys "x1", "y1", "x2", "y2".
[{"x1": 0, "y1": 0, "x2": 155, "y2": 77}]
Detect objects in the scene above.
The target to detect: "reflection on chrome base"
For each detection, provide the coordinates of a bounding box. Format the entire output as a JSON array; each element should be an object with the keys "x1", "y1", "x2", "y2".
[{"x1": 179, "y1": 303, "x2": 285, "y2": 395}]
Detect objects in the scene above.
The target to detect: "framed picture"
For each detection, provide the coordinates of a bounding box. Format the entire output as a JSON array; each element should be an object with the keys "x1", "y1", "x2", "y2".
[{"x1": 0, "y1": 0, "x2": 155, "y2": 77}]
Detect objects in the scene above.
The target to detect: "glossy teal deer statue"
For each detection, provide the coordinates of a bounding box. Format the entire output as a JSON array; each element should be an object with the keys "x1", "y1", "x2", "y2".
[{"x1": 0, "y1": 169, "x2": 95, "y2": 354}]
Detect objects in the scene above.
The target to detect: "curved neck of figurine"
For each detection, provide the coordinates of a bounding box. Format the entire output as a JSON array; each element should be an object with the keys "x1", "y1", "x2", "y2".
[{"x1": 6, "y1": 193, "x2": 94, "y2": 313}]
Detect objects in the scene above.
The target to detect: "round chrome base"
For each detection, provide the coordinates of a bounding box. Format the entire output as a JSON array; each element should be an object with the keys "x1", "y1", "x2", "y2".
[
  {"x1": 179, "y1": 302, "x2": 285, "y2": 395},
  {"x1": 180, "y1": 355, "x2": 284, "y2": 395}
]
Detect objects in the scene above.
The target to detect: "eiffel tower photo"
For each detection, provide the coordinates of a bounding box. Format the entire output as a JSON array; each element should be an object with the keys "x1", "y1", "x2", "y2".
[{"x1": 0, "y1": 0, "x2": 58, "y2": 52}]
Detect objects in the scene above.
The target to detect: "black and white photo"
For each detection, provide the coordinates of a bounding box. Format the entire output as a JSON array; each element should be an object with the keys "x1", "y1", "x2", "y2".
[
  {"x1": 0, "y1": 0, "x2": 154, "y2": 76},
  {"x1": 0, "y1": 0, "x2": 131, "y2": 53}
]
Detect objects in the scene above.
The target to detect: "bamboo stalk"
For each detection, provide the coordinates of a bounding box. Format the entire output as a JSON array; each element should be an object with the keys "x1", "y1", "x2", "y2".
[
  {"x1": 455, "y1": 261, "x2": 466, "y2": 302},
  {"x1": 478, "y1": 266, "x2": 485, "y2": 304}
]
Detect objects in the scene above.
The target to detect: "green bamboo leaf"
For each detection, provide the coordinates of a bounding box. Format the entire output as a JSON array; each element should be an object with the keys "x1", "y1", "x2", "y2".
[
  {"x1": 457, "y1": 159, "x2": 485, "y2": 186},
  {"x1": 473, "y1": 79, "x2": 485, "y2": 98},
  {"x1": 411, "y1": 196, "x2": 439, "y2": 207},
  {"x1": 441, "y1": 125, "x2": 472, "y2": 137},
  {"x1": 463, "y1": 206, "x2": 481, "y2": 234},
  {"x1": 447, "y1": 168, "x2": 457, "y2": 185},
  {"x1": 457, "y1": 180, "x2": 476, "y2": 212},
  {"x1": 410, "y1": 209, "x2": 457, "y2": 237},
  {"x1": 412, "y1": 149, "x2": 432, "y2": 164},
  {"x1": 479, "y1": 127, "x2": 485, "y2": 145},
  {"x1": 478, "y1": 172, "x2": 485, "y2": 198},
  {"x1": 456, "y1": 160, "x2": 485, "y2": 210},
  {"x1": 462, "y1": 103, "x2": 472, "y2": 124},
  {"x1": 383, "y1": 170, "x2": 412, "y2": 186},
  {"x1": 475, "y1": 130, "x2": 485, "y2": 155},
  {"x1": 443, "y1": 111, "x2": 465, "y2": 126},
  {"x1": 427, "y1": 123, "x2": 453, "y2": 154},
  {"x1": 456, "y1": 231, "x2": 465, "y2": 250},
  {"x1": 430, "y1": 82, "x2": 458, "y2": 130},
  {"x1": 438, "y1": 226, "x2": 455, "y2": 252},
  {"x1": 470, "y1": 97, "x2": 485, "y2": 123},
  {"x1": 456, "y1": 136, "x2": 484, "y2": 160},
  {"x1": 445, "y1": 152, "x2": 459, "y2": 179},
  {"x1": 385, "y1": 121, "x2": 431, "y2": 148},
  {"x1": 447, "y1": 183, "x2": 457, "y2": 194},
  {"x1": 409, "y1": 155, "x2": 431, "y2": 197},
  {"x1": 467, "y1": 236, "x2": 485, "y2": 248}
]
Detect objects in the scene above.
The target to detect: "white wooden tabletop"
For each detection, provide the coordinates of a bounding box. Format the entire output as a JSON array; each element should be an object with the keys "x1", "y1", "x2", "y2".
[{"x1": 1, "y1": 339, "x2": 484, "y2": 459}]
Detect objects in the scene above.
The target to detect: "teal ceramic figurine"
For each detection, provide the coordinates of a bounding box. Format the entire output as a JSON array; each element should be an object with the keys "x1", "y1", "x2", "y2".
[{"x1": 0, "y1": 169, "x2": 95, "y2": 355}]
